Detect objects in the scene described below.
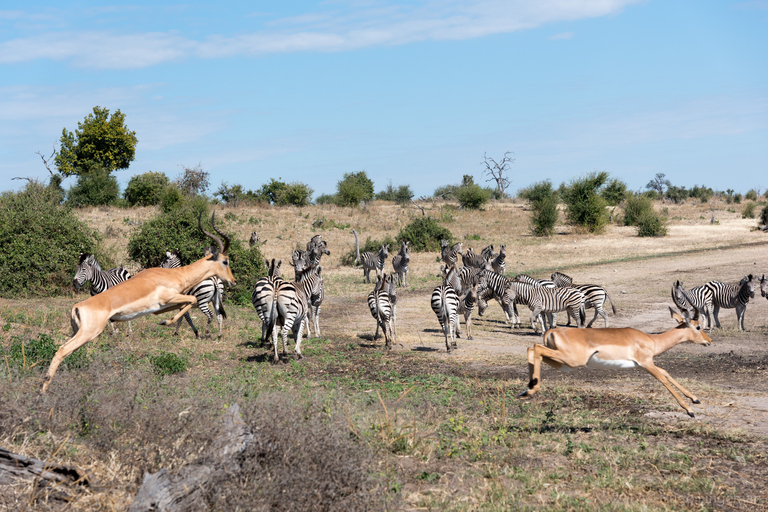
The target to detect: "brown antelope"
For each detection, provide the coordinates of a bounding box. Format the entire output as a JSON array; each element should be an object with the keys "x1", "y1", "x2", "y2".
[
  {"x1": 41, "y1": 212, "x2": 235, "y2": 393},
  {"x1": 520, "y1": 285, "x2": 711, "y2": 418}
]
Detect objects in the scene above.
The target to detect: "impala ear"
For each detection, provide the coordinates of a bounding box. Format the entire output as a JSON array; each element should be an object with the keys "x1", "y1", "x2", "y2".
[{"x1": 669, "y1": 306, "x2": 685, "y2": 325}]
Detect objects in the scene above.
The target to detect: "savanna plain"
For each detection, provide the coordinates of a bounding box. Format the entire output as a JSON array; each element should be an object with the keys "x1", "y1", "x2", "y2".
[{"x1": 1, "y1": 199, "x2": 767, "y2": 511}]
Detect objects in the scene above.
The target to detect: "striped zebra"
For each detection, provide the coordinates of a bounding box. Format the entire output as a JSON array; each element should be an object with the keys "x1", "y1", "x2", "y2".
[
  {"x1": 461, "y1": 247, "x2": 490, "y2": 269},
  {"x1": 670, "y1": 280, "x2": 713, "y2": 331},
  {"x1": 296, "y1": 265, "x2": 324, "y2": 338},
  {"x1": 480, "y1": 244, "x2": 495, "y2": 262},
  {"x1": 491, "y1": 244, "x2": 506, "y2": 275},
  {"x1": 456, "y1": 279, "x2": 478, "y2": 340},
  {"x1": 368, "y1": 273, "x2": 395, "y2": 349},
  {"x1": 444, "y1": 265, "x2": 484, "y2": 297},
  {"x1": 160, "y1": 250, "x2": 227, "y2": 338},
  {"x1": 373, "y1": 273, "x2": 398, "y2": 341},
  {"x1": 252, "y1": 259, "x2": 283, "y2": 343},
  {"x1": 474, "y1": 269, "x2": 521, "y2": 328},
  {"x1": 705, "y1": 275, "x2": 756, "y2": 331},
  {"x1": 265, "y1": 278, "x2": 309, "y2": 363},
  {"x1": 352, "y1": 229, "x2": 388, "y2": 283},
  {"x1": 392, "y1": 240, "x2": 410, "y2": 286},
  {"x1": 761, "y1": 274, "x2": 767, "y2": 299},
  {"x1": 440, "y1": 239, "x2": 462, "y2": 267},
  {"x1": 74, "y1": 253, "x2": 132, "y2": 334},
  {"x1": 513, "y1": 274, "x2": 556, "y2": 289},
  {"x1": 550, "y1": 272, "x2": 617, "y2": 328},
  {"x1": 528, "y1": 286, "x2": 586, "y2": 333},
  {"x1": 431, "y1": 266, "x2": 460, "y2": 352}
]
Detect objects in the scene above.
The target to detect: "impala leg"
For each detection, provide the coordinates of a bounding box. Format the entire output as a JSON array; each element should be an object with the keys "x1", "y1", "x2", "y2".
[
  {"x1": 520, "y1": 344, "x2": 573, "y2": 398},
  {"x1": 158, "y1": 294, "x2": 199, "y2": 326},
  {"x1": 641, "y1": 363, "x2": 696, "y2": 417},
  {"x1": 656, "y1": 366, "x2": 700, "y2": 404}
]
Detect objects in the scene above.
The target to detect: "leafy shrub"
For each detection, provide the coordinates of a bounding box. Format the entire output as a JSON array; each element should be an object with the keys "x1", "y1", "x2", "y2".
[
  {"x1": 664, "y1": 185, "x2": 687, "y2": 204},
  {"x1": 760, "y1": 204, "x2": 768, "y2": 225},
  {"x1": 214, "y1": 182, "x2": 248, "y2": 207},
  {"x1": 336, "y1": 171, "x2": 374, "y2": 207},
  {"x1": 254, "y1": 179, "x2": 313, "y2": 206},
  {"x1": 227, "y1": 244, "x2": 268, "y2": 305},
  {"x1": 689, "y1": 185, "x2": 714, "y2": 203},
  {"x1": 149, "y1": 351, "x2": 188, "y2": 376},
  {"x1": 519, "y1": 181, "x2": 559, "y2": 236},
  {"x1": 66, "y1": 167, "x2": 120, "y2": 207},
  {"x1": 559, "y1": 172, "x2": 609, "y2": 233},
  {"x1": 376, "y1": 182, "x2": 413, "y2": 205},
  {"x1": 396, "y1": 217, "x2": 453, "y2": 252},
  {"x1": 635, "y1": 210, "x2": 668, "y2": 237},
  {"x1": 0, "y1": 181, "x2": 101, "y2": 297},
  {"x1": 160, "y1": 185, "x2": 184, "y2": 212},
  {"x1": 175, "y1": 164, "x2": 210, "y2": 197},
  {"x1": 124, "y1": 171, "x2": 170, "y2": 206},
  {"x1": 600, "y1": 178, "x2": 628, "y2": 206},
  {"x1": 743, "y1": 202, "x2": 756, "y2": 219},
  {"x1": 622, "y1": 195, "x2": 654, "y2": 226},
  {"x1": 455, "y1": 183, "x2": 491, "y2": 210},
  {"x1": 315, "y1": 193, "x2": 337, "y2": 205},
  {"x1": 745, "y1": 189, "x2": 758, "y2": 201},
  {"x1": 341, "y1": 234, "x2": 397, "y2": 266},
  {"x1": 2, "y1": 333, "x2": 87, "y2": 371}
]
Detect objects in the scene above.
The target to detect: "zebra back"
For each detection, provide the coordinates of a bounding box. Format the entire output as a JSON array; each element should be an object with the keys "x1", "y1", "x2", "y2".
[
  {"x1": 550, "y1": 271, "x2": 573, "y2": 288},
  {"x1": 491, "y1": 245, "x2": 506, "y2": 275},
  {"x1": 706, "y1": 275, "x2": 755, "y2": 308}
]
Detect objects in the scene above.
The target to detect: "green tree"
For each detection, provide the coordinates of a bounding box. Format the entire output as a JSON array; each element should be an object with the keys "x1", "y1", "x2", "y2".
[
  {"x1": 55, "y1": 106, "x2": 137, "y2": 177},
  {"x1": 336, "y1": 171, "x2": 374, "y2": 206},
  {"x1": 376, "y1": 181, "x2": 413, "y2": 205},
  {"x1": 560, "y1": 171, "x2": 609, "y2": 233},
  {"x1": 396, "y1": 217, "x2": 453, "y2": 252},
  {"x1": 254, "y1": 178, "x2": 313, "y2": 206},
  {"x1": 175, "y1": 164, "x2": 210, "y2": 197},
  {"x1": 519, "y1": 181, "x2": 559, "y2": 236},
  {"x1": 66, "y1": 166, "x2": 120, "y2": 207},
  {"x1": 124, "y1": 171, "x2": 170, "y2": 206},
  {"x1": 600, "y1": 178, "x2": 628, "y2": 206}
]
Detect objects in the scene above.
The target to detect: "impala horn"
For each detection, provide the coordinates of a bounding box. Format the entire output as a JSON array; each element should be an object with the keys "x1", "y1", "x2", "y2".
[{"x1": 199, "y1": 211, "x2": 229, "y2": 256}]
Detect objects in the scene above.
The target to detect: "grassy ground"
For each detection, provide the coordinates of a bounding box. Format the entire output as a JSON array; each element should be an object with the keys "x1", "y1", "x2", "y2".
[{"x1": 1, "y1": 198, "x2": 767, "y2": 510}]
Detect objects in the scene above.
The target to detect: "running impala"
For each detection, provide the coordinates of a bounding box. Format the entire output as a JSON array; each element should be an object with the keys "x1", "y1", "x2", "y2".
[
  {"x1": 520, "y1": 284, "x2": 711, "y2": 418},
  {"x1": 41, "y1": 212, "x2": 235, "y2": 393}
]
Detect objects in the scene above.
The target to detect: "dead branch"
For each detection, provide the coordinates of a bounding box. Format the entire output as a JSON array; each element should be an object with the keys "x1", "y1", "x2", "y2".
[{"x1": 483, "y1": 151, "x2": 515, "y2": 197}]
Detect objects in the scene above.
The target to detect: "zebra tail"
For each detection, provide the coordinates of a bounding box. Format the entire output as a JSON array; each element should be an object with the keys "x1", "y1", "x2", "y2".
[
  {"x1": 71, "y1": 307, "x2": 81, "y2": 336},
  {"x1": 606, "y1": 293, "x2": 617, "y2": 314},
  {"x1": 263, "y1": 292, "x2": 278, "y2": 342},
  {"x1": 213, "y1": 285, "x2": 227, "y2": 319}
]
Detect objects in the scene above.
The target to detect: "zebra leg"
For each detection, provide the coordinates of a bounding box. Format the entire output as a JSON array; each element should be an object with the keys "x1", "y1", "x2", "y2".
[
  {"x1": 465, "y1": 311, "x2": 473, "y2": 340},
  {"x1": 444, "y1": 321, "x2": 452, "y2": 353},
  {"x1": 736, "y1": 304, "x2": 746, "y2": 331},
  {"x1": 586, "y1": 306, "x2": 606, "y2": 328},
  {"x1": 199, "y1": 302, "x2": 215, "y2": 338},
  {"x1": 271, "y1": 323, "x2": 281, "y2": 364},
  {"x1": 293, "y1": 318, "x2": 305, "y2": 359},
  {"x1": 712, "y1": 305, "x2": 721, "y2": 328},
  {"x1": 313, "y1": 305, "x2": 321, "y2": 338}
]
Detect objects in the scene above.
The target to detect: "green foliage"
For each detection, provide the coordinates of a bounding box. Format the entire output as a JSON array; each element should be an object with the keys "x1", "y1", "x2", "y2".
[
  {"x1": 55, "y1": 106, "x2": 137, "y2": 177},
  {"x1": 742, "y1": 202, "x2": 756, "y2": 219},
  {"x1": 3, "y1": 333, "x2": 87, "y2": 371},
  {"x1": 600, "y1": 178, "x2": 628, "y2": 206},
  {"x1": 0, "y1": 181, "x2": 101, "y2": 297},
  {"x1": 635, "y1": 210, "x2": 668, "y2": 237},
  {"x1": 455, "y1": 183, "x2": 491, "y2": 210},
  {"x1": 519, "y1": 181, "x2": 559, "y2": 236},
  {"x1": 124, "y1": 171, "x2": 170, "y2": 207},
  {"x1": 376, "y1": 181, "x2": 414, "y2": 205},
  {"x1": 622, "y1": 195, "x2": 654, "y2": 227},
  {"x1": 175, "y1": 164, "x2": 210, "y2": 197},
  {"x1": 213, "y1": 182, "x2": 248, "y2": 207},
  {"x1": 227, "y1": 244, "x2": 267, "y2": 306},
  {"x1": 341, "y1": 234, "x2": 397, "y2": 266},
  {"x1": 396, "y1": 217, "x2": 453, "y2": 252},
  {"x1": 160, "y1": 185, "x2": 184, "y2": 212},
  {"x1": 745, "y1": 189, "x2": 758, "y2": 201},
  {"x1": 271, "y1": 180, "x2": 313, "y2": 206},
  {"x1": 689, "y1": 185, "x2": 714, "y2": 203},
  {"x1": 149, "y1": 351, "x2": 188, "y2": 376},
  {"x1": 65, "y1": 166, "x2": 120, "y2": 207},
  {"x1": 336, "y1": 171, "x2": 374, "y2": 206},
  {"x1": 559, "y1": 171, "x2": 609, "y2": 233},
  {"x1": 314, "y1": 193, "x2": 337, "y2": 205},
  {"x1": 760, "y1": 204, "x2": 768, "y2": 225},
  {"x1": 664, "y1": 185, "x2": 687, "y2": 204}
]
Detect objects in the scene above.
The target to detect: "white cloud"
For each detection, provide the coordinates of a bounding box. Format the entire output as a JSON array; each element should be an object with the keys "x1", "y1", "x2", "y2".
[{"x1": 0, "y1": 0, "x2": 642, "y2": 69}]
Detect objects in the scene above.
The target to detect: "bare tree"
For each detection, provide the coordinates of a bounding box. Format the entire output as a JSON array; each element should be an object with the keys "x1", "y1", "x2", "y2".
[
  {"x1": 176, "y1": 163, "x2": 210, "y2": 197},
  {"x1": 482, "y1": 151, "x2": 515, "y2": 198}
]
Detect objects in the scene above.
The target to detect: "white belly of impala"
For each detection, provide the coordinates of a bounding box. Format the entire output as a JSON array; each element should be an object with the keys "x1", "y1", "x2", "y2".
[
  {"x1": 586, "y1": 353, "x2": 640, "y2": 370},
  {"x1": 111, "y1": 305, "x2": 168, "y2": 322}
]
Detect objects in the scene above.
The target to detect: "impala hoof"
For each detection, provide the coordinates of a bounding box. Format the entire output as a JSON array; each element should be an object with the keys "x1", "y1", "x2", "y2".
[
  {"x1": 692, "y1": 399, "x2": 700, "y2": 404},
  {"x1": 518, "y1": 389, "x2": 529, "y2": 398},
  {"x1": 688, "y1": 411, "x2": 695, "y2": 418}
]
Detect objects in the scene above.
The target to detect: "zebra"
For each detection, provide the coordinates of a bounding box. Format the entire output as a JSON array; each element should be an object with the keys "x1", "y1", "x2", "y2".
[
  {"x1": 160, "y1": 249, "x2": 227, "y2": 338},
  {"x1": 456, "y1": 278, "x2": 478, "y2": 340},
  {"x1": 440, "y1": 239, "x2": 462, "y2": 267},
  {"x1": 513, "y1": 273, "x2": 556, "y2": 289},
  {"x1": 249, "y1": 232, "x2": 266, "y2": 247},
  {"x1": 461, "y1": 247, "x2": 490, "y2": 269},
  {"x1": 373, "y1": 272, "x2": 398, "y2": 341},
  {"x1": 265, "y1": 278, "x2": 309, "y2": 363},
  {"x1": 295, "y1": 265, "x2": 324, "y2": 338},
  {"x1": 252, "y1": 259, "x2": 283, "y2": 343},
  {"x1": 527, "y1": 286, "x2": 586, "y2": 333},
  {"x1": 431, "y1": 266, "x2": 460, "y2": 352},
  {"x1": 73, "y1": 253, "x2": 132, "y2": 334},
  {"x1": 392, "y1": 240, "x2": 410, "y2": 286},
  {"x1": 491, "y1": 244, "x2": 506, "y2": 275},
  {"x1": 670, "y1": 280, "x2": 713, "y2": 331},
  {"x1": 368, "y1": 273, "x2": 395, "y2": 349},
  {"x1": 290, "y1": 238, "x2": 330, "y2": 279},
  {"x1": 761, "y1": 274, "x2": 768, "y2": 299},
  {"x1": 352, "y1": 229, "x2": 388, "y2": 283},
  {"x1": 444, "y1": 265, "x2": 484, "y2": 297},
  {"x1": 550, "y1": 272, "x2": 617, "y2": 328},
  {"x1": 474, "y1": 269, "x2": 521, "y2": 328},
  {"x1": 480, "y1": 244, "x2": 495, "y2": 262},
  {"x1": 705, "y1": 275, "x2": 756, "y2": 331}
]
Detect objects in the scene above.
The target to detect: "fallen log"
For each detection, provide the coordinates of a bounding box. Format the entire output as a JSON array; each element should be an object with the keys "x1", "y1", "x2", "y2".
[{"x1": 0, "y1": 446, "x2": 91, "y2": 487}]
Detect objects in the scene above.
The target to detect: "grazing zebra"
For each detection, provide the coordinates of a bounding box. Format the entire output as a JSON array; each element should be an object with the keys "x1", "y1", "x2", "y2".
[
  {"x1": 352, "y1": 229, "x2": 388, "y2": 283},
  {"x1": 550, "y1": 272, "x2": 617, "y2": 328},
  {"x1": 761, "y1": 274, "x2": 768, "y2": 299},
  {"x1": 160, "y1": 250, "x2": 227, "y2": 338},
  {"x1": 461, "y1": 247, "x2": 490, "y2": 269},
  {"x1": 392, "y1": 240, "x2": 410, "y2": 286},
  {"x1": 705, "y1": 275, "x2": 756, "y2": 331},
  {"x1": 456, "y1": 279, "x2": 478, "y2": 340},
  {"x1": 431, "y1": 266, "x2": 460, "y2": 352},
  {"x1": 491, "y1": 244, "x2": 506, "y2": 275},
  {"x1": 368, "y1": 273, "x2": 395, "y2": 349},
  {"x1": 265, "y1": 278, "x2": 309, "y2": 363},
  {"x1": 252, "y1": 259, "x2": 283, "y2": 343},
  {"x1": 296, "y1": 265, "x2": 324, "y2": 338},
  {"x1": 74, "y1": 253, "x2": 132, "y2": 334},
  {"x1": 440, "y1": 239, "x2": 462, "y2": 267},
  {"x1": 670, "y1": 280, "x2": 713, "y2": 331}
]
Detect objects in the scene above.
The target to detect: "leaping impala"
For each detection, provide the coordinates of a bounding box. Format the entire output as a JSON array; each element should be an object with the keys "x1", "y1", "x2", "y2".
[
  {"x1": 41, "y1": 212, "x2": 236, "y2": 393},
  {"x1": 519, "y1": 284, "x2": 711, "y2": 418}
]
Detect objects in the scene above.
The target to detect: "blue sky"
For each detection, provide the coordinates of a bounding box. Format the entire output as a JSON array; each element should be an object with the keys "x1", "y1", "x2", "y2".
[{"x1": 1, "y1": 0, "x2": 766, "y2": 199}]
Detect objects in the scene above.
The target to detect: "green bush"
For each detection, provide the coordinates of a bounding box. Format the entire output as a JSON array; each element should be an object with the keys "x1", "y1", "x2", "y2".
[
  {"x1": 160, "y1": 185, "x2": 184, "y2": 212},
  {"x1": 743, "y1": 202, "x2": 756, "y2": 219},
  {"x1": 635, "y1": 210, "x2": 668, "y2": 237},
  {"x1": 336, "y1": 171, "x2": 374, "y2": 207},
  {"x1": 124, "y1": 171, "x2": 170, "y2": 206},
  {"x1": 149, "y1": 351, "x2": 188, "y2": 376},
  {"x1": 455, "y1": 183, "x2": 491, "y2": 210},
  {"x1": 341, "y1": 234, "x2": 397, "y2": 266},
  {"x1": 2, "y1": 333, "x2": 87, "y2": 371},
  {"x1": 689, "y1": 185, "x2": 714, "y2": 203},
  {"x1": 622, "y1": 195, "x2": 654, "y2": 226},
  {"x1": 376, "y1": 182, "x2": 414, "y2": 205},
  {"x1": 127, "y1": 197, "x2": 265, "y2": 304},
  {"x1": 600, "y1": 178, "x2": 628, "y2": 206},
  {"x1": 396, "y1": 217, "x2": 453, "y2": 252},
  {"x1": 315, "y1": 193, "x2": 337, "y2": 205},
  {"x1": 519, "y1": 181, "x2": 559, "y2": 236},
  {"x1": 664, "y1": 185, "x2": 687, "y2": 204},
  {"x1": 745, "y1": 189, "x2": 758, "y2": 201},
  {"x1": 66, "y1": 167, "x2": 120, "y2": 207},
  {"x1": 760, "y1": 205, "x2": 768, "y2": 225},
  {"x1": 254, "y1": 178, "x2": 313, "y2": 206},
  {"x1": 559, "y1": 172, "x2": 609, "y2": 233},
  {"x1": 0, "y1": 181, "x2": 101, "y2": 297}
]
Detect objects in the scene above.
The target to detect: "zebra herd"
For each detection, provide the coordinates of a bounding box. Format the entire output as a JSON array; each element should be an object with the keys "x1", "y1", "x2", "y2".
[{"x1": 672, "y1": 274, "x2": 761, "y2": 332}]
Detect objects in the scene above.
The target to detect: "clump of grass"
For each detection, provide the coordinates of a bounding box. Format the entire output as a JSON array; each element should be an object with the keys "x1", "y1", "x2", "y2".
[
  {"x1": 1, "y1": 333, "x2": 87, "y2": 373},
  {"x1": 149, "y1": 351, "x2": 188, "y2": 376}
]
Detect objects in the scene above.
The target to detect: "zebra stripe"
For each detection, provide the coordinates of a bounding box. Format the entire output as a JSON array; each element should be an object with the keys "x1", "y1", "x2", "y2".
[
  {"x1": 296, "y1": 265, "x2": 324, "y2": 338},
  {"x1": 252, "y1": 259, "x2": 283, "y2": 342},
  {"x1": 461, "y1": 247, "x2": 490, "y2": 269},
  {"x1": 392, "y1": 240, "x2": 410, "y2": 286},
  {"x1": 265, "y1": 279, "x2": 309, "y2": 362},
  {"x1": 368, "y1": 274, "x2": 395, "y2": 349},
  {"x1": 528, "y1": 287, "x2": 586, "y2": 333},
  {"x1": 491, "y1": 244, "x2": 506, "y2": 275},
  {"x1": 352, "y1": 229, "x2": 388, "y2": 283},
  {"x1": 671, "y1": 280, "x2": 713, "y2": 331},
  {"x1": 160, "y1": 250, "x2": 227, "y2": 338},
  {"x1": 74, "y1": 253, "x2": 131, "y2": 295},
  {"x1": 705, "y1": 275, "x2": 755, "y2": 331},
  {"x1": 456, "y1": 281, "x2": 478, "y2": 340},
  {"x1": 440, "y1": 240, "x2": 462, "y2": 267},
  {"x1": 431, "y1": 267, "x2": 460, "y2": 352},
  {"x1": 550, "y1": 274, "x2": 616, "y2": 328},
  {"x1": 760, "y1": 274, "x2": 767, "y2": 299}
]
